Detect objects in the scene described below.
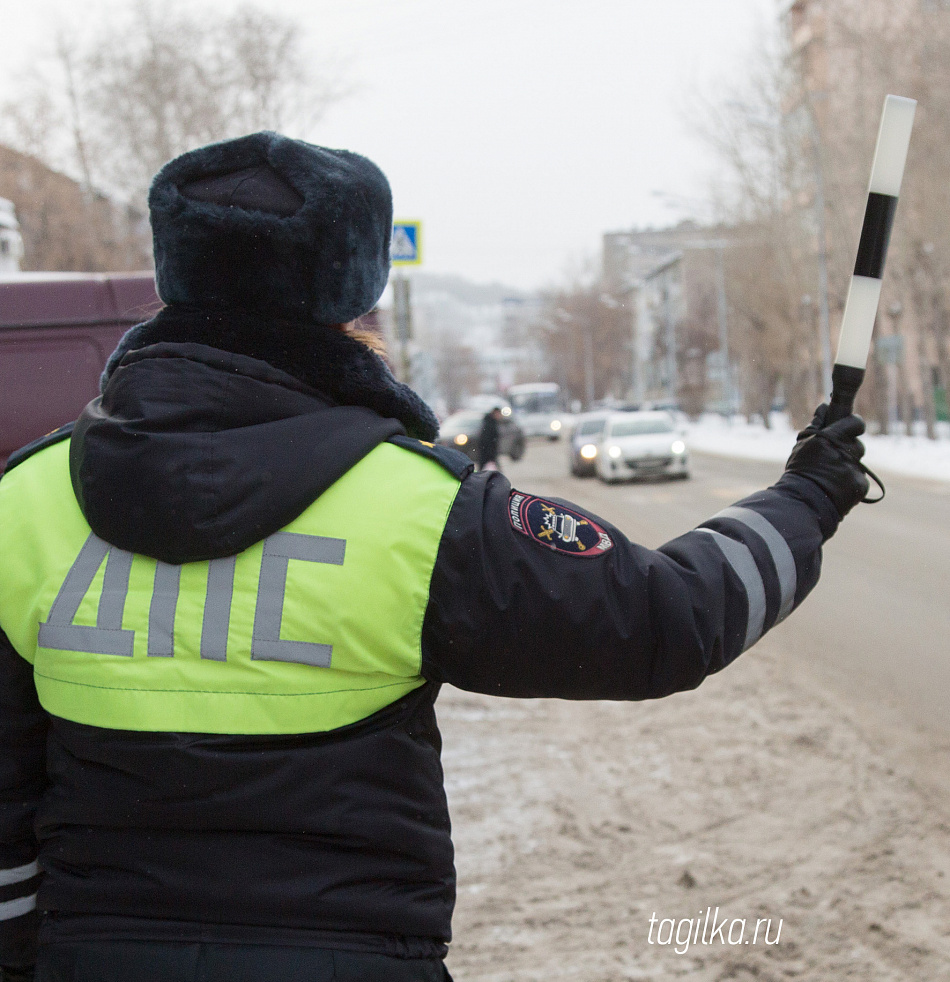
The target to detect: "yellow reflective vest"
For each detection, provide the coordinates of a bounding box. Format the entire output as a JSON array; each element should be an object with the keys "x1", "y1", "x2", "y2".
[{"x1": 0, "y1": 438, "x2": 462, "y2": 735}]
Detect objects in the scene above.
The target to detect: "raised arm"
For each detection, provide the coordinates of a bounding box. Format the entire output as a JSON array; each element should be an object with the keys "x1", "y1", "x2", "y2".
[{"x1": 421, "y1": 409, "x2": 869, "y2": 700}]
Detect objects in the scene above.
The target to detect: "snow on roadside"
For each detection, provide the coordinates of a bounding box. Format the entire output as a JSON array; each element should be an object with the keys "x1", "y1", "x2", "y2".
[{"x1": 686, "y1": 413, "x2": 950, "y2": 483}]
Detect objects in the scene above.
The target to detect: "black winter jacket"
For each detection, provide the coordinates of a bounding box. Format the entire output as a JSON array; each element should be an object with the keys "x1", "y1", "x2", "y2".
[{"x1": 0, "y1": 308, "x2": 841, "y2": 969}]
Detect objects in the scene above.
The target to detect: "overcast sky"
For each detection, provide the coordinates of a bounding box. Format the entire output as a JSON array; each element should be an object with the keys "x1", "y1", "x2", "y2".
[{"x1": 2, "y1": 0, "x2": 777, "y2": 290}]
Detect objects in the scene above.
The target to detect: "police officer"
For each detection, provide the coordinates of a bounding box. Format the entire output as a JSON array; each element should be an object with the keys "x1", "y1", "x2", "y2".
[{"x1": 0, "y1": 133, "x2": 870, "y2": 982}]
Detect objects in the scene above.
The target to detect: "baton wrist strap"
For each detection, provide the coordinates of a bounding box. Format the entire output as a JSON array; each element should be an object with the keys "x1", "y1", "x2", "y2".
[{"x1": 810, "y1": 429, "x2": 886, "y2": 504}]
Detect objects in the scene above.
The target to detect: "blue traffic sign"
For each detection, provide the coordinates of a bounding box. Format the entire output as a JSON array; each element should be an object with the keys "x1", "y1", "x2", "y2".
[{"x1": 392, "y1": 221, "x2": 422, "y2": 265}]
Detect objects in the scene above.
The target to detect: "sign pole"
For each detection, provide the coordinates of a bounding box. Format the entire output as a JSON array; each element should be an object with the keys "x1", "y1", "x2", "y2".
[
  {"x1": 391, "y1": 220, "x2": 422, "y2": 386},
  {"x1": 393, "y1": 272, "x2": 413, "y2": 384}
]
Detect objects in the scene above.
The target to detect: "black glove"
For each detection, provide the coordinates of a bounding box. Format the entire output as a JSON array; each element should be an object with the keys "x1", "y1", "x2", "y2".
[
  {"x1": 2, "y1": 966, "x2": 36, "y2": 982},
  {"x1": 784, "y1": 404, "x2": 871, "y2": 518}
]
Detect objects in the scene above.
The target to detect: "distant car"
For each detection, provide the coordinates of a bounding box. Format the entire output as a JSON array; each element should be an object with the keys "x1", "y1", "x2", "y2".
[
  {"x1": 436, "y1": 410, "x2": 526, "y2": 463},
  {"x1": 641, "y1": 398, "x2": 681, "y2": 414},
  {"x1": 567, "y1": 411, "x2": 611, "y2": 477},
  {"x1": 595, "y1": 411, "x2": 689, "y2": 483}
]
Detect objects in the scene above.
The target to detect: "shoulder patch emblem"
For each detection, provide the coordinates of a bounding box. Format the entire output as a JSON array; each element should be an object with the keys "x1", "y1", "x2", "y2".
[{"x1": 508, "y1": 491, "x2": 614, "y2": 557}]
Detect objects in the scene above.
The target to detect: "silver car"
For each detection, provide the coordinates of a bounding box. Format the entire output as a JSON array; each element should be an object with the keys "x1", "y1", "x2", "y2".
[
  {"x1": 595, "y1": 411, "x2": 689, "y2": 483},
  {"x1": 568, "y1": 412, "x2": 611, "y2": 477}
]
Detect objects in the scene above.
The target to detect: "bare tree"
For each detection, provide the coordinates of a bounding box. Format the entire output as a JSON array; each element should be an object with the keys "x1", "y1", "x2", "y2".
[
  {"x1": 536, "y1": 280, "x2": 632, "y2": 409},
  {"x1": 688, "y1": 31, "x2": 823, "y2": 427},
  {"x1": 687, "y1": 4, "x2": 950, "y2": 437},
  {"x1": 676, "y1": 272, "x2": 720, "y2": 419},
  {"x1": 0, "y1": 0, "x2": 348, "y2": 272},
  {"x1": 885, "y1": 3, "x2": 950, "y2": 437},
  {"x1": 60, "y1": 0, "x2": 347, "y2": 203},
  {"x1": 432, "y1": 334, "x2": 481, "y2": 415}
]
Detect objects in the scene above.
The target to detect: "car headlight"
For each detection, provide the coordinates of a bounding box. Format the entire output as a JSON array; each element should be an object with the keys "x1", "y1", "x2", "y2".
[
  {"x1": 608, "y1": 445, "x2": 622, "y2": 459},
  {"x1": 671, "y1": 440, "x2": 686, "y2": 455},
  {"x1": 454, "y1": 434, "x2": 469, "y2": 446},
  {"x1": 550, "y1": 419, "x2": 562, "y2": 431},
  {"x1": 580, "y1": 444, "x2": 598, "y2": 460}
]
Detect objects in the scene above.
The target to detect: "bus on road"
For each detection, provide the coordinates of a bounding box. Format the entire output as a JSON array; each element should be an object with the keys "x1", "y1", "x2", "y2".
[{"x1": 507, "y1": 382, "x2": 571, "y2": 440}]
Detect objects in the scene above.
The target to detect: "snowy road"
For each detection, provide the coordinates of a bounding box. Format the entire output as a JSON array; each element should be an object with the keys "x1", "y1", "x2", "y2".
[
  {"x1": 440, "y1": 439, "x2": 950, "y2": 980},
  {"x1": 504, "y1": 439, "x2": 949, "y2": 750}
]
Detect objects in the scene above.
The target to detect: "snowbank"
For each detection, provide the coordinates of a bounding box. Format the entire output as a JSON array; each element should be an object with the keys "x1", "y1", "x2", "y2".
[{"x1": 686, "y1": 414, "x2": 950, "y2": 483}]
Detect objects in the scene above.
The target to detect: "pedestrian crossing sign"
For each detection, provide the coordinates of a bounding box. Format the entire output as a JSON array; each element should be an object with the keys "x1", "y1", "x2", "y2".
[{"x1": 392, "y1": 221, "x2": 422, "y2": 265}]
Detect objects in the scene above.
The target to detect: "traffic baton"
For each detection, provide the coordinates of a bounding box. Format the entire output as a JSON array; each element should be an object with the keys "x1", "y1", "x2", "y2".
[{"x1": 827, "y1": 94, "x2": 917, "y2": 424}]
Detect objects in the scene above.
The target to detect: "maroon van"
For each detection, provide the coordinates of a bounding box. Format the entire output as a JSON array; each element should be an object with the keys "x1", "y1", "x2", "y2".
[{"x1": 0, "y1": 272, "x2": 161, "y2": 466}]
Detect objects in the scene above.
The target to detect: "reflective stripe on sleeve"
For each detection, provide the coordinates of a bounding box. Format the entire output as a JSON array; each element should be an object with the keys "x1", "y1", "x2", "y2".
[
  {"x1": 0, "y1": 861, "x2": 39, "y2": 887},
  {"x1": 0, "y1": 893, "x2": 37, "y2": 921},
  {"x1": 710, "y1": 506, "x2": 798, "y2": 623},
  {"x1": 697, "y1": 528, "x2": 766, "y2": 651}
]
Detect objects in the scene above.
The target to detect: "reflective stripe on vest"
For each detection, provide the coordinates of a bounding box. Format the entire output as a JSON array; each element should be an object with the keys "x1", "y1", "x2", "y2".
[{"x1": 0, "y1": 440, "x2": 461, "y2": 735}]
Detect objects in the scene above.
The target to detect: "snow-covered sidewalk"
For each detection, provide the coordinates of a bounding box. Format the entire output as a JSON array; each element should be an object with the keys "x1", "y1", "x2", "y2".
[
  {"x1": 442, "y1": 640, "x2": 950, "y2": 981},
  {"x1": 686, "y1": 414, "x2": 950, "y2": 483}
]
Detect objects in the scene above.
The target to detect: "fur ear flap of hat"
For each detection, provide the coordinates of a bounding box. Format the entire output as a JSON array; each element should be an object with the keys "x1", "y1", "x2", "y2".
[{"x1": 148, "y1": 132, "x2": 393, "y2": 325}]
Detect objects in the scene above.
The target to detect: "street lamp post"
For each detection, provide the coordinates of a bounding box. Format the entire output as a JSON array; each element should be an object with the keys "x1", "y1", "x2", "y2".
[
  {"x1": 886, "y1": 301, "x2": 907, "y2": 436},
  {"x1": 584, "y1": 329, "x2": 595, "y2": 409},
  {"x1": 618, "y1": 279, "x2": 643, "y2": 407},
  {"x1": 714, "y1": 242, "x2": 731, "y2": 413}
]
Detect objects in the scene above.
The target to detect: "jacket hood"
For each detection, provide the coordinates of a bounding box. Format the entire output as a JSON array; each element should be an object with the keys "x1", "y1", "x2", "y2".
[
  {"x1": 71, "y1": 338, "x2": 409, "y2": 565},
  {"x1": 99, "y1": 305, "x2": 439, "y2": 442}
]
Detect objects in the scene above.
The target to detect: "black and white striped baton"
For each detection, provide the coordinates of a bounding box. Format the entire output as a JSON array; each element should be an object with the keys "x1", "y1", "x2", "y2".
[{"x1": 827, "y1": 94, "x2": 917, "y2": 424}]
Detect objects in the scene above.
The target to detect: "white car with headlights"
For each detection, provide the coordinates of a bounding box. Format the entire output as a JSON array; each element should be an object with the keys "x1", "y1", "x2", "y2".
[
  {"x1": 568, "y1": 412, "x2": 611, "y2": 477},
  {"x1": 595, "y1": 411, "x2": 689, "y2": 483}
]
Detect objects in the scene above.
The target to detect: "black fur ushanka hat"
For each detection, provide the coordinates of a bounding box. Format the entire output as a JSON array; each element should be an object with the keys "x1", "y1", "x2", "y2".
[{"x1": 148, "y1": 132, "x2": 393, "y2": 325}]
